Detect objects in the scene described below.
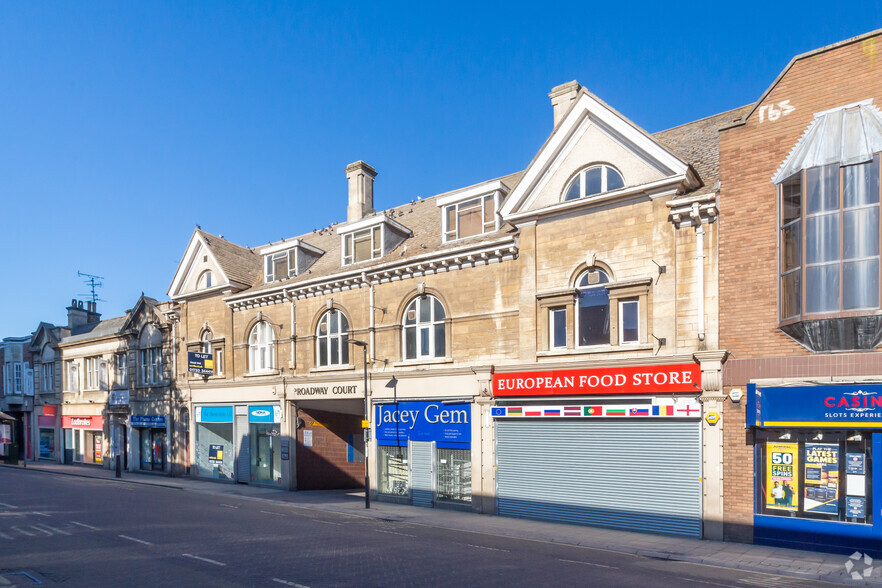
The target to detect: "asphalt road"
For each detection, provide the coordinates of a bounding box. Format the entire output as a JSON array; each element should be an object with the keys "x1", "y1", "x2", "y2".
[{"x1": 0, "y1": 468, "x2": 832, "y2": 587}]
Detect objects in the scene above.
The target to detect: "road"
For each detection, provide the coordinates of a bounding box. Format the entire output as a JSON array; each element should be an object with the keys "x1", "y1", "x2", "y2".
[{"x1": 0, "y1": 468, "x2": 830, "y2": 587}]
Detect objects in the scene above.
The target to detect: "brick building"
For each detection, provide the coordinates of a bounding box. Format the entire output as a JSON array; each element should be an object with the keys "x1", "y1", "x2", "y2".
[{"x1": 719, "y1": 30, "x2": 882, "y2": 553}]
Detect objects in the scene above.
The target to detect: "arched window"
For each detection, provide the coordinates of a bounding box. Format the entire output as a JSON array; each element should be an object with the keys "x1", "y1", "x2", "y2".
[
  {"x1": 403, "y1": 295, "x2": 446, "y2": 359},
  {"x1": 201, "y1": 330, "x2": 212, "y2": 355},
  {"x1": 197, "y1": 270, "x2": 213, "y2": 290},
  {"x1": 316, "y1": 309, "x2": 349, "y2": 367},
  {"x1": 248, "y1": 321, "x2": 275, "y2": 373},
  {"x1": 564, "y1": 165, "x2": 625, "y2": 201},
  {"x1": 576, "y1": 268, "x2": 611, "y2": 346}
]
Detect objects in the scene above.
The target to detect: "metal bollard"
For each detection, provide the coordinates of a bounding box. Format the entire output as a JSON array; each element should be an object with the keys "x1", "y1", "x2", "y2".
[{"x1": 115, "y1": 455, "x2": 121, "y2": 478}]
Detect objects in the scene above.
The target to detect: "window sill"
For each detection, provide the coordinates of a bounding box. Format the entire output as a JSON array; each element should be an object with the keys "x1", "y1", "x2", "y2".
[
  {"x1": 537, "y1": 343, "x2": 654, "y2": 358},
  {"x1": 244, "y1": 370, "x2": 280, "y2": 378},
  {"x1": 393, "y1": 357, "x2": 454, "y2": 367},
  {"x1": 309, "y1": 364, "x2": 356, "y2": 374}
]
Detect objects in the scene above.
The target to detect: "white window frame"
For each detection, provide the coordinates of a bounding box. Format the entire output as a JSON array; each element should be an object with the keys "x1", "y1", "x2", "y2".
[
  {"x1": 564, "y1": 165, "x2": 625, "y2": 201},
  {"x1": 13, "y1": 362, "x2": 22, "y2": 393},
  {"x1": 42, "y1": 362, "x2": 54, "y2": 393},
  {"x1": 197, "y1": 270, "x2": 213, "y2": 289},
  {"x1": 140, "y1": 348, "x2": 162, "y2": 386},
  {"x1": 575, "y1": 268, "x2": 612, "y2": 348},
  {"x1": 549, "y1": 307, "x2": 567, "y2": 349},
  {"x1": 316, "y1": 309, "x2": 350, "y2": 367},
  {"x1": 402, "y1": 295, "x2": 447, "y2": 360},
  {"x1": 342, "y1": 226, "x2": 383, "y2": 265},
  {"x1": 248, "y1": 321, "x2": 275, "y2": 373},
  {"x1": 264, "y1": 250, "x2": 297, "y2": 283},
  {"x1": 84, "y1": 357, "x2": 99, "y2": 390},
  {"x1": 115, "y1": 354, "x2": 127, "y2": 388},
  {"x1": 443, "y1": 194, "x2": 498, "y2": 242},
  {"x1": 618, "y1": 299, "x2": 640, "y2": 344},
  {"x1": 215, "y1": 348, "x2": 224, "y2": 376}
]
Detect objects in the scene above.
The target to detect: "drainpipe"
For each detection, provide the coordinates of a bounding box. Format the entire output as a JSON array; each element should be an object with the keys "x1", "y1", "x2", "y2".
[
  {"x1": 692, "y1": 203, "x2": 706, "y2": 342},
  {"x1": 368, "y1": 278, "x2": 376, "y2": 362},
  {"x1": 285, "y1": 289, "x2": 295, "y2": 369}
]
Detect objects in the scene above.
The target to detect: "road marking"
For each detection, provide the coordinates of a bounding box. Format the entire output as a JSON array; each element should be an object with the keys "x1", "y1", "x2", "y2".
[
  {"x1": 375, "y1": 529, "x2": 416, "y2": 537},
  {"x1": 29, "y1": 525, "x2": 53, "y2": 536},
  {"x1": 558, "y1": 559, "x2": 618, "y2": 569},
  {"x1": 682, "y1": 579, "x2": 740, "y2": 587},
  {"x1": 737, "y1": 578, "x2": 807, "y2": 587},
  {"x1": 311, "y1": 519, "x2": 342, "y2": 526},
  {"x1": 272, "y1": 579, "x2": 310, "y2": 587},
  {"x1": 465, "y1": 543, "x2": 510, "y2": 552},
  {"x1": 182, "y1": 554, "x2": 226, "y2": 566},
  {"x1": 32, "y1": 511, "x2": 50, "y2": 517},
  {"x1": 0, "y1": 531, "x2": 14, "y2": 540},
  {"x1": 10, "y1": 526, "x2": 34, "y2": 537},
  {"x1": 35, "y1": 523, "x2": 70, "y2": 536},
  {"x1": 219, "y1": 503, "x2": 239, "y2": 509},
  {"x1": 260, "y1": 510, "x2": 285, "y2": 516},
  {"x1": 0, "y1": 502, "x2": 18, "y2": 509},
  {"x1": 119, "y1": 534, "x2": 153, "y2": 546},
  {"x1": 71, "y1": 521, "x2": 99, "y2": 530}
]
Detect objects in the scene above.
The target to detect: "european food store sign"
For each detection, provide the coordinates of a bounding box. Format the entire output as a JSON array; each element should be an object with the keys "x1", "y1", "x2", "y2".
[{"x1": 492, "y1": 364, "x2": 701, "y2": 397}]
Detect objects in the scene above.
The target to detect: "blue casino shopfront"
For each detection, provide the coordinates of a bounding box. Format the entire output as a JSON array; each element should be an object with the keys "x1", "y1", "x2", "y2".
[
  {"x1": 373, "y1": 401, "x2": 472, "y2": 508},
  {"x1": 749, "y1": 384, "x2": 882, "y2": 554}
]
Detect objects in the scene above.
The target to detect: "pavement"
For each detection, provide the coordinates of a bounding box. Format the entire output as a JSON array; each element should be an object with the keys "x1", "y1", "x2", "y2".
[{"x1": 4, "y1": 461, "x2": 880, "y2": 586}]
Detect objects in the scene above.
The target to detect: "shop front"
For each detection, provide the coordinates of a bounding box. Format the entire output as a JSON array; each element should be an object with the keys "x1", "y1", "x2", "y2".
[
  {"x1": 37, "y1": 405, "x2": 57, "y2": 461},
  {"x1": 131, "y1": 415, "x2": 167, "y2": 472},
  {"x1": 749, "y1": 383, "x2": 882, "y2": 555},
  {"x1": 245, "y1": 405, "x2": 282, "y2": 485},
  {"x1": 194, "y1": 405, "x2": 235, "y2": 481},
  {"x1": 62, "y1": 415, "x2": 104, "y2": 465},
  {"x1": 374, "y1": 400, "x2": 472, "y2": 508},
  {"x1": 492, "y1": 363, "x2": 704, "y2": 537}
]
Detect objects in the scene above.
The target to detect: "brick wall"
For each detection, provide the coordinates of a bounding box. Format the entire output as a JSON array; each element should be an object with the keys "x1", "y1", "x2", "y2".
[{"x1": 296, "y1": 408, "x2": 364, "y2": 490}]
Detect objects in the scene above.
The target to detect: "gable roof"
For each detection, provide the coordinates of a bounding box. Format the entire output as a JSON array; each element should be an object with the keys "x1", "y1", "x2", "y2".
[
  {"x1": 120, "y1": 295, "x2": 161, "y2": 332},
  {"x1": 63, "y1": 315, "x2": 129, "y2": 344},
  {"x1": 168, "y1": 228, "x2": 261, "y2": 299}
]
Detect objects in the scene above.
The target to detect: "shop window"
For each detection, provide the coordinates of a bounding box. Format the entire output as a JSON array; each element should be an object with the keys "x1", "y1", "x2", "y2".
[
  {"x1": 248, "y1": 321, "x2": 275, "y2": 373},
  {"x1": 436, "y1": 448, "x2": 471, "y2": 503},
  {"x1": 576, "y1": 268, "x2": 611, "y2": 346},
  {"x1": 39, "y1": 429, "x2": 55, "y2": 459},
  {"x1": 564, "y1": 165, "x2": 625, "y2": 201},
  {"x1": 443, "y1": 194, "x2": 497, "y2": 241},
  {"x1": 378, "y1": 445, "x2": 409, "y2": 496},
  {"x1": 756, "y1": 429, "x2": 872, "y2": 525},
  {"x1": 250, "y1": 422, "x2": 281, "y2": 484},
  {"x1": 316, "y1": 309, "x2": 350, "y2": 367},
  {"x1": 195, "y1": 421, "x2": 234, "y2": 480},
  {"x1": 403, "y1": 295, "x2": 446, "y2": 360}
]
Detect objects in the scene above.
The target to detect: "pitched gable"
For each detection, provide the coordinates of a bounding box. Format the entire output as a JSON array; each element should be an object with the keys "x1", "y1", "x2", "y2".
[{"x1": 168, "y1": 229, "x2": 260, "y2": 299}]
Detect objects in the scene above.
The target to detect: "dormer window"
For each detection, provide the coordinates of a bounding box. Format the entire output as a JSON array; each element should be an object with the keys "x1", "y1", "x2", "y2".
[
  {"x1": 343, "y1": 226, "x2": 382, "y2": 265},
  {"x1": 436, "y1": 180, "x2": 507, "y2": 243},
  {"x1": 564, "y1": 165, "x2": 625, "y2": 201},
  {"x1": 265, "y1": 250, "x2": 296, "y2": 283}
]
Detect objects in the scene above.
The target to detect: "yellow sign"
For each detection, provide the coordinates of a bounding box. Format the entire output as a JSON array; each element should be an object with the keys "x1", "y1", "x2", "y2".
[
  {"x1": 361, "y1": 420, "x2": 370, "y2": 429},
  {"x1": 309, "y1": 421, "x2": 327, "y2": 428},
  {"x1": 705, "y1": 412, "x2": 720, "y2": 425},
  {"x1": 766, "y1": 442, "x2": 798, "y2": 511}
]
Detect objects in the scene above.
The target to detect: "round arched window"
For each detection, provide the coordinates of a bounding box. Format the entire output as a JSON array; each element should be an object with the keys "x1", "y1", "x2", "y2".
[
  {"x1": 197, "y1": 270, "x2": 213, "y2": 290},
  {"x1": 316, "y1": 309, "x2": 350, "y2": 367},
  {"x1": 403, "y1": 295, "x2": 446, "y2": 359},
  {"x1": 564, "y1": 165, "x2": 625, "y2": 201},
  {"x1": 576, "y1": 268, "x2": 611, "y2": 346}
]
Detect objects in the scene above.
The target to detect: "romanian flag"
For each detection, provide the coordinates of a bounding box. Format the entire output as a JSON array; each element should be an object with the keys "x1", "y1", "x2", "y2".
[
  {"x1": 605, "y1": 408, "x2": 627, "y2": 416},
  {"x1": 563, "y1": 406, "x2": 581, "y2": 416},
  {"x1": 543, "y1": 409, "x2": 561, "y2": 416},
  {"x1": 584, "y1": 406, "x2": 602, "y2": 416},
  {"x1": 652, "y1": 405, "x2": 674, "y2": 416},
  {"x1": 508, "y1": 407, "x2": 523, "y2": 416},
  {"x1": 629, "y1": 408, "x2": 649, "y2": 416}
]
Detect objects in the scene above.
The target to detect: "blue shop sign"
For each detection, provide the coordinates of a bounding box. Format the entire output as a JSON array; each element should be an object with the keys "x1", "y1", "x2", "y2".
[
  {"x1": 748, "y1": 384, "x2": 882, "y2": 428},
  {"x1": 249, "y1": 405, "x2": 280, "y2": 423},
  {"x1": 197, "y1": 405, "x2": 233, "y2": 423},
  {"x1": 130, "y1": 415, "x2": 166, "y2": 428},
  {"x1": 375, "y1": 401, "x2": 471, "y2": 448}
]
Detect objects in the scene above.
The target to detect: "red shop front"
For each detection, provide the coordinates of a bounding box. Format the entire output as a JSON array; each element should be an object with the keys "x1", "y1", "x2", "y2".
[{"x1": 62, "y1": 415, "x2": 104, "y2": 465}]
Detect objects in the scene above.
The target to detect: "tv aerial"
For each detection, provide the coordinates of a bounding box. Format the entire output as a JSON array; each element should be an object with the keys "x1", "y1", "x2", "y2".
[{"x1": 77, "y1": 271, "x2": 106, "y2": 304}]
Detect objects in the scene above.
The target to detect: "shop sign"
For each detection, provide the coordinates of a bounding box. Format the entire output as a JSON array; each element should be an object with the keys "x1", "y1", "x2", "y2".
[
  {"x1": 187, "y1": 351, "x2": 214, "y2": 375},
  {"x1": 375, "y1": 401, "x2": 470, "y2": 448},
  {"x1": 750, "y1": 384, "x2": 882, "y2": 427},
  {"x1": 847, "y1": 496, "x2": 866, "y2": 518},
  {"x1": 491, "y1": 398, "x2": 701, "y2": 419},
  {"x1": 43, "y1": 406, "x2": 57, "y2": 417},
  {"x1": 765, "y1": 442, "x2": 798, "y2": 511},
  {"x1": 804, "y1": 443, "x2": 839, "y2": 514},
  {"x1": 208, "y1": 444, "x2": 224, "y2": 463},
  {"x1": 131, "y1": 415, "x2": 167, "y2": 428},
  {"x1": 846, "y1": 453, "x2": 865, "y2": 475},
  {"x1": 38, "y1": 415, "x2": 55, "y2": 427},
  {"x1": 291, "y1": 385, "x2": 359, "y2": 398},
  {"x1": 248, "y1": 405, "x2": 280, "y2": 423},
  {"x1": 493, "y1": 364, "x2": 700, "y2": 397},
  {"x1": 62, "y1": 415, "x2": 103, "y2": 430},
  {"x1": 196, "y1": 406, "x2": 233, "y2": 423}
]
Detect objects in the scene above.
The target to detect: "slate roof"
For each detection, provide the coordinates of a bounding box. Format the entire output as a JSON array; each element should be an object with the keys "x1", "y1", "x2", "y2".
[
  {"x1": 196, "y1": 228, "x2": 261, "y2": 288},
  {"x1": 65, "y1": 315, "x2": 128, "y2": 343},
  {"x1": 653, "y1": 104, "x2": 753, "y2": 196}
]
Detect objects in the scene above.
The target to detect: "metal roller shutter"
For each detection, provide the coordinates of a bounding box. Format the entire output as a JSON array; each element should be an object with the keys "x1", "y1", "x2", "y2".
[
  {"x1": 496, "y1": 420, "x2": 702, "y2": 537},
  {"x1": 236, "y1": 414, "x2": 249, "y2": 484},
  {"x1": 410, "y1": 441, "x2": 435, "y2": 508}
]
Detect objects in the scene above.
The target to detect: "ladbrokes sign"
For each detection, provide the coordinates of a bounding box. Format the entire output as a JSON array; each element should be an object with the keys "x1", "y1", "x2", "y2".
[{"x1": 492, "y1": 364, "x2": 701, "y2": 397}]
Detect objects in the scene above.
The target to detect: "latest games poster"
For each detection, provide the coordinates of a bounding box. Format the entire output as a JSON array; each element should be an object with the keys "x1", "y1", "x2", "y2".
[
  {"x1": 766, "y1": 442, "x2": 798, "y2": 510},
  {"x1": 804, "y1": 443, "x2": 839, "y2": 514}
]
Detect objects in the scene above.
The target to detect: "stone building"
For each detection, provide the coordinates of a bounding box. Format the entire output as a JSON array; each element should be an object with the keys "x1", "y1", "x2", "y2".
[
  {"x1": 169, "y1": 80, "x2": 734, "y2": 539},
  {"x1": 719, "y1": 29, "x2": 882, "y2": 553},
  {"x1": 0, "y1": 335, "x2": 35, "y2": 463}
]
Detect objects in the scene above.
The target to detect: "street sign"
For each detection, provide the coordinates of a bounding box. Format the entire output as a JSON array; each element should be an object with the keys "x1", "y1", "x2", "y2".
[{"x1": 188, "y1": 351, "x2": 214, "y2": 375}]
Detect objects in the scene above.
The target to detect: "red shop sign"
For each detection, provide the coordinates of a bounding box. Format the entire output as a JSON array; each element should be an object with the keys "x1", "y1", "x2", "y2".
[
  {"x1": 493, "y1": 364, "x2": 701, "y2": 397},
  {"x1": 62, "y1": 415, "x2": 104, "y2": 430}
]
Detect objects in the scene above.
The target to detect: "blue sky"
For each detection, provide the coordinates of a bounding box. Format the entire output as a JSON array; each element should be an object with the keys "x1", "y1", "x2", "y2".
[{"x1": 1, "y1": 2, "x2": 880, "y2": 335}]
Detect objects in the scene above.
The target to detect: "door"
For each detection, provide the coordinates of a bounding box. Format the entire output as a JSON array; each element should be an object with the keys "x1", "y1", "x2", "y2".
[
  {"x1": 235, "y1": 414, "x2": 250, "y2": 483},
  {"x1": 495, "y1": 420, "x2": 702, "y2": 537},
  {"x1": 410, "y1": 441, "x2": 435, "y2": 508}
]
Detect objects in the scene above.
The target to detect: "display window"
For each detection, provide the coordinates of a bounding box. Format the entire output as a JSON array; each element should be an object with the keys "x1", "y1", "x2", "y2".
[
  {"x1": 195, "y1": 422, "x2": 234, "y2": 480},
  {"x1": 436, "y1": 447, "x2": 471, "y2": 503},
  {"x1": 140, "y1": 429, "x2": 166, "y2": 471},
  {"x1": 249, "y1": 423, "x2": 281, "y2": 484},
  {"x1": 378, "y1": 445, "x2": 409, "y2": 496},
  {"x1": 756, "y1": 429, "x2": 872, "y2": 524},
  {"x1": 39, "y1": 429, "x2": 55, "y2": 459}
]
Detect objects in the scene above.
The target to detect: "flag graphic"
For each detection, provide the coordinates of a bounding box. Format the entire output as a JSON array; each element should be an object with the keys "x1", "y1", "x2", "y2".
[
  {"x1": 525, "y1": 410, "x2": 541, "y2": 417},
  {"x1": 543, "y1": 409, "x2": 561, "y2": 416},
  {"x1": 563, "y1": 406, "x2": 581, "y2": 416},
  {"x1": 629, "y1": 408, "x2": 649, "y2": 416},
  {"x1": 491, "y1": 407, "x2": 506, "y2": 417},
  {"x1": 605, "y1": 408, "x2": 626, "y2": 416},
  {"x1": 652, "y1": 405, "x2": 674, "y2": 416},
  {"x1": 508, "y1": 407, "x2": 523, "y2": 416},
  {"x1": 584, "y1": 406, "x2": 602, "y2": 416}
]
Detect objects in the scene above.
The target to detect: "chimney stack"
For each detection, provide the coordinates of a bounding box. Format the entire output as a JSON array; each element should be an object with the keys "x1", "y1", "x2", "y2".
[
  {"x1": 67, "y1": 299, "x2": 101, "y2": 329},
  {"x1": 549, "y1": 81, "x2": 581, "y2": 128},
  {"x1": 345, "y1": 161, "x2": 377, "y2": 223}
]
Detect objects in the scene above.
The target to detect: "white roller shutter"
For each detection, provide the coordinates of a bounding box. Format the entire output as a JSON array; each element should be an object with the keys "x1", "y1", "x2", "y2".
[
  {"x1": 495, "y1": 420, "x2": 702, "y2": 537},
  {"x1": 410, "y1": 441, "x2": 435, "y2": 508}
]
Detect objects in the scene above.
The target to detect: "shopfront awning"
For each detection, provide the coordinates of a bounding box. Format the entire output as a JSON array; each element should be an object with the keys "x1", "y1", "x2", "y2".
[{"x1": 0, "y1": 411, "x2": 15, "y2": 422}]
